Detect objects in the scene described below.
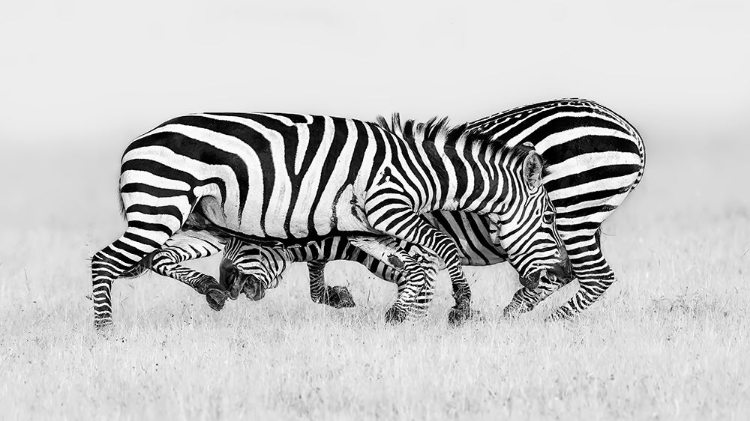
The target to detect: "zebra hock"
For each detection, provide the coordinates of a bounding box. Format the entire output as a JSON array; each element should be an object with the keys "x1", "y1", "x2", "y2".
[{"x1": 92, "y1": 112, "x2": 570, "y2": 328}]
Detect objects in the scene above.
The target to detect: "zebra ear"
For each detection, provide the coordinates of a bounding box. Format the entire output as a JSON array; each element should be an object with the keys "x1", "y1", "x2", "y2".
[{"x1": 523, "y1": 151, "x2": 543, "y2": 192}]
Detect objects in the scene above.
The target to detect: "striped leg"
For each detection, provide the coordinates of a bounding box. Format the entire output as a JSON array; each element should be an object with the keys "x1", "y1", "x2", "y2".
[
  {"x1": 349, "y1": 236, "x2": 428, "y2": 323},
  {"x1": 503, "y1": 276, "x2": 570, "y2": 317},
  {"x1": 358, "y1": 241, "x2": 440, "y2": 321},
  {"x1": 308, "y1": 260, "x2": 328, "y2": 304},
  {"x1": 92, "y1": 226, "x2": 171, "y2": 328},
  {"x1": 307, "y1": 260, "x2": 355, "y2": 308},
  {"x1": 403, "y1": 250, "x2": 440, "y2": 320},
  {"x1": 119, "y1": 231, "x2": 228, "y2": 310},
  {"x1": 364, "y1": 204, "x2": 471, "y2": 324},
  {"x1": 151, "y1": 247, "x2": 227, "y2": 311},
  {"x1": 549, "y1": 230, "x2": 614, "y2": 320},
  {"x1": 92, "y1": 190, "x2": 210, "y2": 328}
]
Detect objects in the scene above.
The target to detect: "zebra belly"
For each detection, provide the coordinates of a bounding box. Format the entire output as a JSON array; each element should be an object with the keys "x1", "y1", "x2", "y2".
[{"x1": 196, "y1": 176, "x2": 376, "y2": 240}]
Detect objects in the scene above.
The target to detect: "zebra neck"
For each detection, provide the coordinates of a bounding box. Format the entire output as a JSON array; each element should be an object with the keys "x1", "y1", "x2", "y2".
[{"x1": 424, "y1": 141, "x2": 507, "y2": 215}]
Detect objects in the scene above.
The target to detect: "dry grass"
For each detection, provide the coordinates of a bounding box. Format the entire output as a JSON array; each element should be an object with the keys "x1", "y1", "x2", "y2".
[{"x1": 1, "y1": 141, "x2": 749, "y2": 420}]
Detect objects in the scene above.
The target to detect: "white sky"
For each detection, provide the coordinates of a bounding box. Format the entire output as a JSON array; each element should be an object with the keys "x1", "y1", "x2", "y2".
[{"x1": 1, "y1": 0, "x2": 748, "y2": 146}]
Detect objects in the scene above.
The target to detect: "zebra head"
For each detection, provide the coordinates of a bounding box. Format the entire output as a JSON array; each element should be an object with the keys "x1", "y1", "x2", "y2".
[
  {"x1": 487, "y1": 144, "x2": 572, "y2": 289},
  {"x1": 376, "y1": 114, "x2": 571, "y2": 289},
  {"x1": 219, "y1": 238, "x2": 289, "y2": 301}
]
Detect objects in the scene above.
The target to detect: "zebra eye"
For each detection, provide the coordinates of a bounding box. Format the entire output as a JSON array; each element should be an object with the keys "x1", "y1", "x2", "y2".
[{"x1": 543, "y1": 212, "x2": 554, "y2": 224}]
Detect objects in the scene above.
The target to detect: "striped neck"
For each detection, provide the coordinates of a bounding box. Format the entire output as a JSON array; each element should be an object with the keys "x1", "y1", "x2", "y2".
[{"x1": 378, "y1": 114, "x2": 523, "y2": 216}]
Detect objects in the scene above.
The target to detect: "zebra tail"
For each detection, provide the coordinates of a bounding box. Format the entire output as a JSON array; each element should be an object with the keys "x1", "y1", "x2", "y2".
[
  {"x1": 631, "y1": 125, "x2": 646, "y2": 192},
  {"x1": 118, "y1": 177, "x2": 126, "y2": 218}
]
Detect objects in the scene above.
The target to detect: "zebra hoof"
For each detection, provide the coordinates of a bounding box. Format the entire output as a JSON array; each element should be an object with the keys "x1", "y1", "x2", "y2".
[
  {"x1": 94, "y1": 317, "x2": 113, "y2": 331},
  {"x1": 448, "y1": 298, "x2": 472, "y2": 326},
  {"x1": 448, "y1": 306, "x2": 471, "y2": 326},
  {"x1": 384, "y1": 307, "x2": 407, "y2": 324},
  {"x1": 546, "y1": 307, "x2": 575, "y2": 322},
  {"x1": 194, "y1": 276, "x2": 228, "y2": 311},
  {"x1": 327, "y1": 286, "x2": 355, "y2": 309},
  {"x1": 205, "y1": 288, "x2": 228, "y2": 311}
]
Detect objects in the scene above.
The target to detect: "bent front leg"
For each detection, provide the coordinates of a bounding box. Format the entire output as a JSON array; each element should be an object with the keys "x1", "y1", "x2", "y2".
[
  {"x1": 549, "y1": 232, "x2": 616, "y2": 320},
  {"x1": 503, "y1": 276, "x2": 569, "y2": 318},
  {"x1": 349, "y1": 236, "x2": 429, "y2": 323},
  {"x1": 550, "y1": 276, "x2": 615, "y2": 320},
  {"x1": 404, "y1": 247, "x2": 440, "y2": 321},
  {"x1": 363, "y1": 203, "x2": 472, "y2": 325},
  {"x1": 307, "y1": 260, "x2": 355, "y2": 309}
]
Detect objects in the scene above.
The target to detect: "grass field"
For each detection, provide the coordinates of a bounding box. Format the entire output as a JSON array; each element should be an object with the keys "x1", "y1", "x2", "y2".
[{"x1": 1, "y1": 140, "x2": 749, "y2": 421}]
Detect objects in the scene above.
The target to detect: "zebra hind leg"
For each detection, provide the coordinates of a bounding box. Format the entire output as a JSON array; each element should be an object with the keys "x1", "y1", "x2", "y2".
[
  {"x1": 92, "y1": 227, "x2": 173, "y2": 329},
  {"x1": 307, "y1": 260, "x2": 355, "y2": 309},
  {"x1": 118, "y1": 231, "x2": 228, "y2": 311},
  {"x1": 119, "y1": 251, "x2": 155, "y2": 278},
  {"x1": 150, "y1": 247, "x2": 228, "y2": 311}
]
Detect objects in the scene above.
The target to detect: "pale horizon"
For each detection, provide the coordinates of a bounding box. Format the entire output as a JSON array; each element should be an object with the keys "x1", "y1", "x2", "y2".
[{"x1": 1, "y1": 0, "x2": 748, "y2": 150}]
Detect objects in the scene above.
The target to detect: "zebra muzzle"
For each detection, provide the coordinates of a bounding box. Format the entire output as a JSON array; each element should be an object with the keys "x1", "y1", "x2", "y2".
[
  {"x1": 520, "y1": 269, "x2": 548, "y2": 290},
  {"x1": 242, "y1": 278, "x2": 266, "y2": 301}
]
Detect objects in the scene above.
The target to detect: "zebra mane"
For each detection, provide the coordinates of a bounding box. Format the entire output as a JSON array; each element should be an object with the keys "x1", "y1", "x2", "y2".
[
  {"x1": 374, "y1": 113, "x2": 542, "y2": 174},
  {"x1": 374, "y1": 113, "x2": 472, "y2": 145},
  {"x1": 373, "y1": 113, "x2": 521, "y2": 159}
]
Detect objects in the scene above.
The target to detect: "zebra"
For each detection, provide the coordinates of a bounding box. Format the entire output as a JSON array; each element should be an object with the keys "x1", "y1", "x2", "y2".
[
  {"x1": 121, "y1": 210, "x2": 497, "y2": 317},
  {"x1": 92, "y1": 112, "x2": 570, "y2": 328},
  {"x1": 223, "y1": 99, "x2": 646, "y2": 320},
  {"x1": 219, "y1": 234, "x2": 444, "y2": 319},
  {"x1": 463, "y1": 98, "x2": 645, "y2": 319},
  {"x1": 215, "y1": 210, "x2": 505, "y2": 311}
]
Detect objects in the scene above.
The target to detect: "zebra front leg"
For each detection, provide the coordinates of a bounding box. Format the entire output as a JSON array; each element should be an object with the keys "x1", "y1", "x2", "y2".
[
  {"x1": 349, "y1": 236, "x2": 427, "y2": 324},
  {"x1": 549, "y1": 275, "x2": 615, "y2": 321},
  {"x1": 363, "y1": 204, "x2": 471, "y2": 324},
  {"x1": 548, "y1": 232, "x2": 615, "y2": 320},
  {"x1": 503, "y1": 276, "x2": 568, "y2": 318},
  {"x1": 359, "y1": 240, "x2": 440, "y2": 321},
  {"x1": 307, "y1": 260, "x2": 355, "y2": 309},
  {"x1": 403, "y1": 249, "x2": 440, "y2": 320},
  {"x1": 384, "y1": 255, "x2": 426, "y2": 323}
]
